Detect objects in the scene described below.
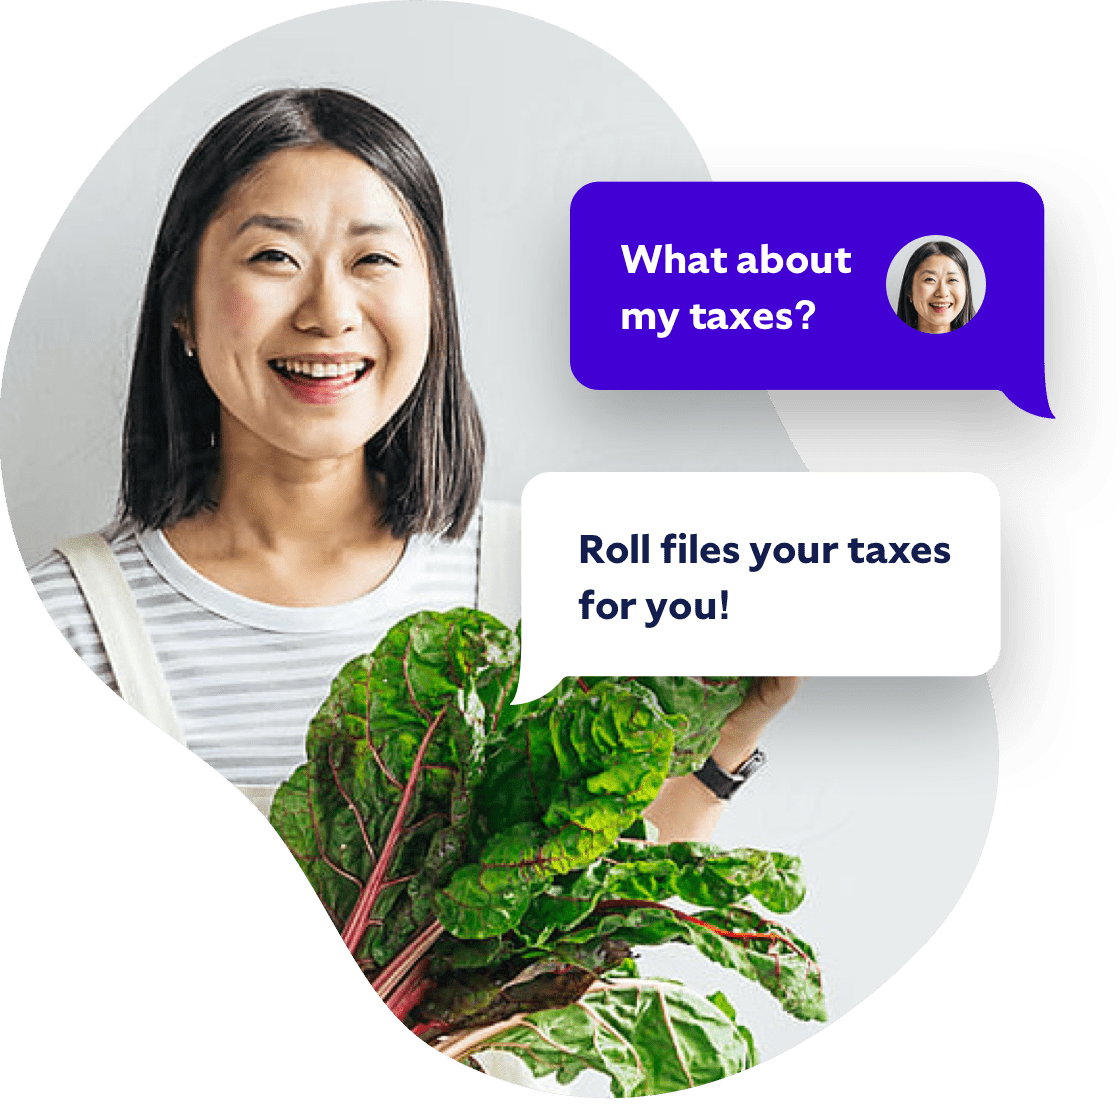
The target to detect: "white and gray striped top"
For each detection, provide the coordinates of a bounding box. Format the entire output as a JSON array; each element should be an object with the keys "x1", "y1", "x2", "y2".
[{"x1": 29, "y1": 520, "x2": 480, "y2": 787}]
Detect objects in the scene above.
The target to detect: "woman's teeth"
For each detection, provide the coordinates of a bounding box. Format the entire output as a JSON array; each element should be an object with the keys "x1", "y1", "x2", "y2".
[{"x1": 271, "y1": 358, "x2": 368, "y2": 379}]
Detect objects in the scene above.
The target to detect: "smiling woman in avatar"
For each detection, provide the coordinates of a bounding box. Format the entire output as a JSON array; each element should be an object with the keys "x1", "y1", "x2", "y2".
[{"x1": 895, "y1": 240, "x2": 977, "y2": 333}]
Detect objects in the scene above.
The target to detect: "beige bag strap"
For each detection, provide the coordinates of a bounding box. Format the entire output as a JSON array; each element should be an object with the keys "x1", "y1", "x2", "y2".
[
  {"x1": 57, "y1": 533, "x2": 184, "y2": 744},
  {"x1": 478, "y1": 500, "x2": 520, "y2": 629},
  {"x1": 54, "y1": 535, "x2": 281, "y2": 819}
]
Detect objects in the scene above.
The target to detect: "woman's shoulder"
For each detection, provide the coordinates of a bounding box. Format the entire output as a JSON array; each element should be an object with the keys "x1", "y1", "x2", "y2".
[{"x1": 29, "y1": 528, "x2": 147, "y2": 591}]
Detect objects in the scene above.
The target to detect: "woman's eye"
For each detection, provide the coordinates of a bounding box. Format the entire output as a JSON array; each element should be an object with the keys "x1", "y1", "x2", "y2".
[
  {"x1": 357, "y1": 252, "x2": 398, "y2": 268},
  {"x1": 249, "y1": 248, "x2": 296, "y2": 266}
]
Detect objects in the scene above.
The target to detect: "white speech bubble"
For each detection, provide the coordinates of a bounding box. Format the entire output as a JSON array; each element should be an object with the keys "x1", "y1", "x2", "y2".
[{"x1": 512, "y1": 472, "x2": 1000, "y2": 703}]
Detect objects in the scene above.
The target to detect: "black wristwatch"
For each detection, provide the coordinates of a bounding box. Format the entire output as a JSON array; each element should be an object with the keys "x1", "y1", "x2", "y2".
[{"x1": 693, "y1": 748, "x2": 767, "y2": 801}]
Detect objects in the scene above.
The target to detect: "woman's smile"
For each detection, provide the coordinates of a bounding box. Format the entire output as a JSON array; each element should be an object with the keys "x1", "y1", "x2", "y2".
[
  {"x1": 268, "y1": 353, "x2": 375, "y2": 405},
  {"x1": 188, "y1": 144, "x2": 431, "y2": 461}
]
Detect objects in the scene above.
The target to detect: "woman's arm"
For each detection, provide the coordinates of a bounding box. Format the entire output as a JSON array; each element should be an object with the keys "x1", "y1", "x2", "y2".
[{"x1": 644, "y1": 677, "x2": 803, "y2": 843}]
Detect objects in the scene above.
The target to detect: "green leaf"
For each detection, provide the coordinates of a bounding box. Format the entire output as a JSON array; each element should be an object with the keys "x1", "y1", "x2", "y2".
[
  {"x1": 706, "y1": 991, "x2": 759, "y2": 1066},
  {"x1": 514, "y1": 839, "x2": 805, "y2": 946},
  {"x1": 585, "y1": 677, "x2": 754, "y2": 774},
  {"x1": 558, "y1": 904, "x2": 826, "y2": 1022},
  {"x1": 436, "y1": 681, "x2": 679, "y2": 939},
  {"x1": 606, "y1": 840, "x2": 806, "y2": 913},
  {"x1": 474, "y1": 975, "x2": 755, "y2": 1096},
  {"x1": 706, "y1": 989, "x2": 737, "y2": 1021}
]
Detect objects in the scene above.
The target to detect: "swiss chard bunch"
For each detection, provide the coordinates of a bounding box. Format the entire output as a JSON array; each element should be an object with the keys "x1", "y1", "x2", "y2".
[{"x1": 270, "y1": 609, "x2": 823, "y2": 1096}]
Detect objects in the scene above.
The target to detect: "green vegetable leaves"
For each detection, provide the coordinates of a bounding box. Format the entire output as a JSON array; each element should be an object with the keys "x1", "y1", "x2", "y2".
[
  {"x1": 269, "y1": 610, "x2": 519, "y2": 964},
  {"x1": 579, "y1": 677, "x2": 754, "y2": 774},
  {"x1": 510, "y1": 840, "x2": 822, "y2": 1025},
  {"x1": 269, "y1": 612, "x2": 693, "y2": 954},
  {"x1": 439, "y1": 681, "x2": 679, "y2": 938},
  {"x1": 269, "y1": 609, "x2": 823, "y2": 1096},
  {"x1": 514, "y1": 839, "x2": 806, "y2": 944},
  {"x1": 464, "y1": 975, "x2": 757, "y2": 1096},
  {"x1": 555, "y1": 904, "x2": 825, "y2": 1022}
]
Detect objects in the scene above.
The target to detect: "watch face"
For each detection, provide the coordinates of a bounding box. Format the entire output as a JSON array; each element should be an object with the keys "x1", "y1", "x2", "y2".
[{"x1": 732, "y1": 749, "x2": 767, "y2": 776}]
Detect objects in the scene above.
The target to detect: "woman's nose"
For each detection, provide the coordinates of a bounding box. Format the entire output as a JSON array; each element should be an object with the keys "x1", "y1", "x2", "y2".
[{"x1": 293, "y1": 265, "x2": 362, "y2": 336}]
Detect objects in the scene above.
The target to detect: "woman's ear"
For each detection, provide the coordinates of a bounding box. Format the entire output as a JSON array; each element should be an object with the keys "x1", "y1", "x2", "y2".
[{"x1": 173, "y1": 318, "x2": 196, "y2": 358}]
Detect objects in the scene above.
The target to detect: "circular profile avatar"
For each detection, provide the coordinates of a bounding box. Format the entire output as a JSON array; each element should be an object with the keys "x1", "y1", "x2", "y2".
[{"x1": 893, "y1": 239, "x2": 979, "y2": 334}]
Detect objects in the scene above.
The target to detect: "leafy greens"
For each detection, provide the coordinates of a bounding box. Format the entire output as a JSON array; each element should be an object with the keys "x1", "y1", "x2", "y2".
[{"x1": 270, "y1": 608, "x2": 823, "y2": 1095}]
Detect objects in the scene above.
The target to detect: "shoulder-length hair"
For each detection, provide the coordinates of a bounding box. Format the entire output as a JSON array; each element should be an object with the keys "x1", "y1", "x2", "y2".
[
  {"x1": 895, "y1": 240, "x2": 976, "y2": 332},
  {"x1": 121, "y1": 87, "x2": 484, "y2": 539}
]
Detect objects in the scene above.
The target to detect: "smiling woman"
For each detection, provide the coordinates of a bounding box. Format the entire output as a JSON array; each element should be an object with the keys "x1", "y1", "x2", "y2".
[
  {"x1": 28, "y1": 86, "x2": 795, "y2": 841},
  {"x1": 30, "y1": 89, "x2": 486, "y2": 788},
  {"x1": 894, "y1": 239, "x2": 978, "y2": 333},
  {"x1": 167, "y1": 144, "x2": 435, "y2": 606}
]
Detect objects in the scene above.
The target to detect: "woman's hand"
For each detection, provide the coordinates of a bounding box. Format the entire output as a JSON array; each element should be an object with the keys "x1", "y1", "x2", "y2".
[
  {"x1": 709, "y1": 676, "x2": 803, "y2": 772},
  {"x1": 644, "y1": 677, "x2": 803, "y2": 845}
]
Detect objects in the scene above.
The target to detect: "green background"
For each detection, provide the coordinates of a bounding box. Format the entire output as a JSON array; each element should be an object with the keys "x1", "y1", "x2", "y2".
[{"x1": 4, "y1": 4, "x2": 1115, "y2": 1101}]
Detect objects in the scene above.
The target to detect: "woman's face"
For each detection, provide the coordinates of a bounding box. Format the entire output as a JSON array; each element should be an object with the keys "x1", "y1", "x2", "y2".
[
  {"x1": 188, "y1": 145, "x2": 431, "y2": 466},
  {"x1": 908, "y1": 253, "x2": 967, "y2": 333}
]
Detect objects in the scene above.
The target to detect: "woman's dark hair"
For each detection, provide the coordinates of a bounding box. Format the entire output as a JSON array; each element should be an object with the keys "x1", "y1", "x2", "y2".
[
  {"x1": 894, "y1": 240, "x2": 976, "y2": 332},
  {"x1": 121, "y1": 87, "x2": 483, "y2": 539}
]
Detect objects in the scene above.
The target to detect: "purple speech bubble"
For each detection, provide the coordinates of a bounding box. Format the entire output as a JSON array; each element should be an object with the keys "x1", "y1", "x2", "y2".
[{"x1": 570, "y1": 182, "x2": 1049, "y2": 418}]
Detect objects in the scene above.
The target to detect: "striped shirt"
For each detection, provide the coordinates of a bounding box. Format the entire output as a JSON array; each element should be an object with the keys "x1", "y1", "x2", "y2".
[{"x1": 29, "y1": 520, "x2": 480, "y2": 786}]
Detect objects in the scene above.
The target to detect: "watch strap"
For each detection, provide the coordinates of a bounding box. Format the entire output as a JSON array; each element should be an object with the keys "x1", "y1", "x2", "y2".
[{"x1": 693, "y1": 748, "x2": 767, "y2": 800}]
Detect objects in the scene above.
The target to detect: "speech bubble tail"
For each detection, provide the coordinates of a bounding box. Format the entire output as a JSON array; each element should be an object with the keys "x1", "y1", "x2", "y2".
[
  {"x1": 1002, "y1": 381, "x2": 1054, "y2": 419},
  {"x1": 511, "y1": 667, "x2": 562, "y2": 705}
]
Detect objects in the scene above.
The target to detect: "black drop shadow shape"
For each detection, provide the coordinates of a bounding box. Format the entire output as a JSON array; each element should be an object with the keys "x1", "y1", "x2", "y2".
[{"x1": 698, "y1": 142, "x2": 1111, "y2": 792}]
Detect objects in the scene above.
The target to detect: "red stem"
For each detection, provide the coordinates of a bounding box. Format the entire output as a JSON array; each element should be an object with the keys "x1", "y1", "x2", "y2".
[
  {"x1": 594, "y1": 898, "x2": 815, "y2": 964},
  {"x1": 370, "y1": 917, "x2": 446, "y2": 999},
  {"x1": 412, "y1": 1019, "x2": 451, "y2": 1038},
  {"x1": 340, "y1": 706, "x2": 448, "y2": 954},
  {"x1": 385, "y1": 959, "x2": 434, "y2": 1021}
]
